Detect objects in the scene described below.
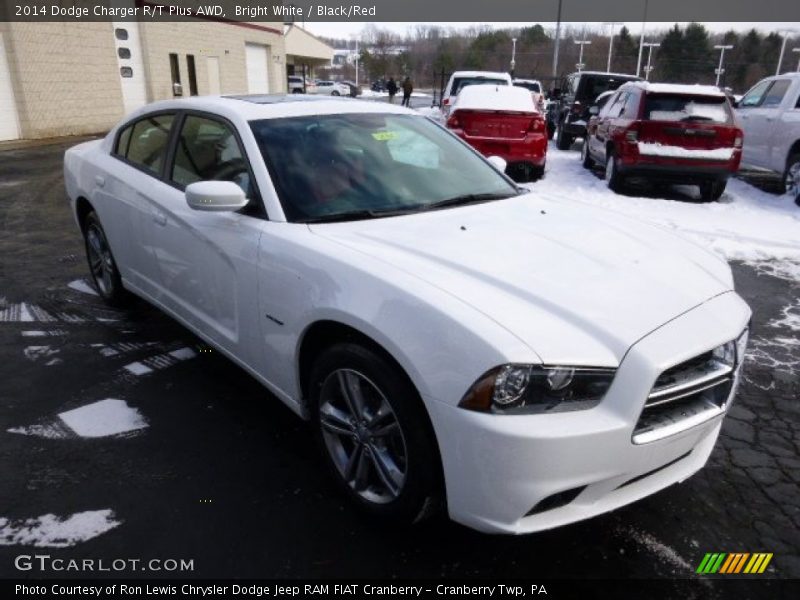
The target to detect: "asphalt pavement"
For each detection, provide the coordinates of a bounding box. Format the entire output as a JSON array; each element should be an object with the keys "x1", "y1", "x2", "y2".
[{"x1": 0, "y1": 138, "x2": 798, "y2": 591}]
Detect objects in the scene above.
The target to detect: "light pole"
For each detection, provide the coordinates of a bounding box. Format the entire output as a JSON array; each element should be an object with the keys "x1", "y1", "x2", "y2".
[
  {"x1": 794, "y1": 47, "x2": 800, "y2": 72},
  {"x1": 575, "y1": 40, "x2": 591, "y2": 72},
  {"x1": 552, "y1": 0, "x2": 563, "y2": 79},
  {"x1": 604, "y1": 22, "x2": 623, "y2": 73},
  {"x1": 776, "y1": 30, "x2": 796, "y2": 75},
  {"x1": 511, "y1": 37, "x2": 517, "y2": 77},
  {"x1": 636, "y1": 0, "x2": 650, "y2": 78},
  {"x1": 714, "y1": 44, "x2": 733, "y2": 87},
  {"x1": 642, "y1": 42, "x2": 659, "y2": 81}
]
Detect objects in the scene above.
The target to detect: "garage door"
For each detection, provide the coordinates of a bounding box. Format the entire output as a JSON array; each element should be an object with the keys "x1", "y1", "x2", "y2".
[
  {"x1": 0, "y1": 32, "x2": 20, "y2": 141},
  {"x1": 245, "y1": 43, "x2": 269, "y2": 94}
]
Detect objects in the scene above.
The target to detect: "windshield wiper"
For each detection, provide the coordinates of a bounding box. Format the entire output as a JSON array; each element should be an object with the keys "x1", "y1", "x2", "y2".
[
  {"x1": 423, "y1": 192, "x2": 516, "y2": 211},
  {"x1": 300, "y1": 208, "x2": 416, "y2": 224}
]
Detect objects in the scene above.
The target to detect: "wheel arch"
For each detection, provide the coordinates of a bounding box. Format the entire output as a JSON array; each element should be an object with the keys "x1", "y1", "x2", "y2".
[
  {"x1": 75, "y1": 196, "x2": 94, "y2": 233},
  {"x1": 787, "y1": 140, "x2": 800, "y2": 164}
]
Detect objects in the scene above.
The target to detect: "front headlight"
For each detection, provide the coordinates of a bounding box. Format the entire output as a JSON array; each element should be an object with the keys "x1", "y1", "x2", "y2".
[{"x1": 459, "y1": 364, "x2": 616, "y2": 414}]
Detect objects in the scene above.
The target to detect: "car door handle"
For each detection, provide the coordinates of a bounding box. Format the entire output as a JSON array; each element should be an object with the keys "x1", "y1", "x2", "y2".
[
  {"x1": 153, "y1": 211, "x2": 167, "y2": 226},
  {"x1": 94, "y1": 175, "x2": 105, "y2": 187}
]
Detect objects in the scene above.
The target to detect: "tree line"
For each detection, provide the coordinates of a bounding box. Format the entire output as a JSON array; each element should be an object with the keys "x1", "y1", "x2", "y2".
[{"x1": 317, "y1": 23, "x2": 798, "y2": 93}]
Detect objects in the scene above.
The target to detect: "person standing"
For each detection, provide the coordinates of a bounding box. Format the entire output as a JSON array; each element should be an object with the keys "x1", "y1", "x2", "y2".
[
  {"x1": 387, "y1": 77, "x2": 398, "y2": 104},
  {"x1": 401, "y1": 76, "x2": 413, "y2": 107}
]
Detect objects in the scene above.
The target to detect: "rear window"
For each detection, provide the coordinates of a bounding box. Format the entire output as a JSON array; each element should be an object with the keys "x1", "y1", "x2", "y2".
[
  {"x1": 514, "y1": 82, "x2": 541, "y2": 93},
  {"x1": 452, "y1": 77, "x2": 508, "y2": 95},
  {"x1": 644, "y1": 94, "x2": 731, "y2": 124},
  {"x1": 579, "y1": 76, "x2": 638, "y2": 101}
]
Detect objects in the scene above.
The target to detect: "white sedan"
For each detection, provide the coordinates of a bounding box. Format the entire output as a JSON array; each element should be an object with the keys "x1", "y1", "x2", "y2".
[
  {"x1": 310, "y1": 80, "x2": 350, "y2": 96},
  {"x1": 64, "y1": 95, "x2": 751, "y2": 534}
]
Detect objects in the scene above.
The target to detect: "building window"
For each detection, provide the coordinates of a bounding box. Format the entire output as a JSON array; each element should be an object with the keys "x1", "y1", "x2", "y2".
[
  {"x1": 187, "y1": 54, "x2": 198, "y2": 96},
  {"x1": 169, "y1": 53, "x2": 182, "y2": 96},
  {"x1": 120, "y1": 67, "x2": 133, "y2": 78},
  {"x1": 115, "y1": 28, "x2": 128, "y2": 41},
  {"x1": 117, "y1": 47, "x2": 131, "y2": 60}
]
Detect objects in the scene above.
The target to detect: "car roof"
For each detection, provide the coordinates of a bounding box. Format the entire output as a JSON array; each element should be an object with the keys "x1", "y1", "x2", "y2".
[
  {"x1": 120, "y1": 95, "x2": 414, "y2": 124},
  {"x1": 574, "y1": 71, "x2": 642, "y2": 80},
  {"x1": 622, "y1": 81, "x2": 726, "y2": 97},
  {"x1": 450, "y1": 71, "x2": 512, "y2": 80}
]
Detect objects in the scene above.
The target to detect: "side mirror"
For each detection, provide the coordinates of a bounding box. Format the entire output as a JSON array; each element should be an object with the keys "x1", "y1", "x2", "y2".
[
  {"x1": 185, "y1": 181, "x2": 248, "y2": 212},
  {"x1": 487, "y1": 155, "x2": 507, "y2": 172},
  {"x1": 588, "y1": 105, "x2": 599, "y2": 115}
]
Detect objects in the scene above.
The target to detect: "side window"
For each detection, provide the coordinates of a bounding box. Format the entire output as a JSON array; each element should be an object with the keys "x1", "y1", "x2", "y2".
[
  {"x1": 171, "y1": 115, "x2": 252, "y2": 197},
  {"x1": 121, "y1": 114, "x2": 175, "y2": 175},
  {"x1": 622, "y1": 92, "x2": 640, "y2": 118},
  {"x1": 796, "y1": 91, "x2": 800, "y2": 109},
  {"x1": 607, "y1": 92, "x2": 628, "y2": 118},
  {"x1": 115, "y1": 125, "x2": 132, "y2": 157},
  {"x1": 762, "y1": 79, "x2": 791, "y2": 108},
  {"x1": 598, "y1": 92, "x2": 619, "y2": 118},
  {"x1": 739, "y1": 79, "x2": 773, "y2": 108}
]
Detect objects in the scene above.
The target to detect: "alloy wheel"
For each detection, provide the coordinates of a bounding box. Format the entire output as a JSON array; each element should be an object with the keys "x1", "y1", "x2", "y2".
[
  {"x1": 786, "y1": 160, "x2": 800, "y2": 198},
  {"x1": 86, "y1": 224, "x2": 115, "y2": 297},
  {"x1": 318, "y1": 368, "x2": 408, "y2": 504}
]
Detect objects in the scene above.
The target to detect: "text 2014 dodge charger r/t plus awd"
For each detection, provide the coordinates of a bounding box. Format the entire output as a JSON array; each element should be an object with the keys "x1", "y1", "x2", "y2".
[{"x1": 64, "y1": 95, "x2": 750, "y2": 534}]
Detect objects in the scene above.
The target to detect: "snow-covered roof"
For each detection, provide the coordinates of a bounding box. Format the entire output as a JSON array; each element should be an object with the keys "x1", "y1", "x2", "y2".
[
  {"x1": 452, "y1": 84, "x2": 536, "y2": 113},
  {"x1": 626, "y1": 82, "x2": 726, "y2": 97},
  {"x1": 513, "y1": 78, "x2": 542, "y2": 85},
  {"x1": 451, "y1": 71, "x2": 513, "y2": 81}
]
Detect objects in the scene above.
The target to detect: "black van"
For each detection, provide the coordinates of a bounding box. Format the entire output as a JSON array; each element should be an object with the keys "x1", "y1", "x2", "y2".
[{"x1": 553, "y1": 71, "x2": 642, "y2": 150}]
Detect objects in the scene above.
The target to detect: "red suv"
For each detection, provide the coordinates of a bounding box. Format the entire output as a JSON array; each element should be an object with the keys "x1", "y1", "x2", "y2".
[
  {"x1": 581, "y1": 82, "x2": 743, "y2": 201},
  {"x1": 446, "y1": 84, "x2": 547, "y2": 182}
]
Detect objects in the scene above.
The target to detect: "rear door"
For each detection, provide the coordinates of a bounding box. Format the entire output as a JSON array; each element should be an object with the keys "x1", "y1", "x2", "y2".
[
  {"x1": 638, "y1": 92, "x2": 737, "y2": 154},
  {"x1": 737, "y1": 78, "x2": 791, "y2": 168}
]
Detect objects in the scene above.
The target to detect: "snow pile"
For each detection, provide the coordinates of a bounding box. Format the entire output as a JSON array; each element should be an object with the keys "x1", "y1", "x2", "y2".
[
  {"x1": 529, "y1": 148, "x2": 800, "y2": 267},
  {"x1": 416, "y1": 106, "x2": 444, "y2": 123},
  {"x1": 637, "y1": 142, "x2": 734, "y2": 160},
  {"x1": 0, "y1": 510, "x2": 120, "y2": 548},
  {"x1": 8, "y1": 398, "x2": 148, "y2": 439}
]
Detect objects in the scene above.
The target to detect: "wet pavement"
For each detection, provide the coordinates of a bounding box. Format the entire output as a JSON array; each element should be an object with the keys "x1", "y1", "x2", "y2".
[{"x1": 0, "y1": 138, "x2": 798, "y2": 592}]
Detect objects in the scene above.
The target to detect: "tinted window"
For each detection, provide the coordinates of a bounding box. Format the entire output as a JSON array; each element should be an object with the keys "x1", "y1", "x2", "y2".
[
  {"x1": 622, "y1": 91, "x2": 640, "y2": 118},
  {"x1": 251, "y1": 114, "x2": 517, "y2": 223},
  {"x1": 762, "y1": 79, "x2": 791, "y2": 108},
  {"x1": 124, "y1": 114, "x2": 175, "y2": 175},
  {"x1": 514, "y1": 82, "x2": 541, "y2": 93},
  {"x1": 452, "y1": 77, "x2": 508, "y2": 95},
  {"x1": 580, "y1": 76, "x2": 639, "y2": 102},
  {"x1": 171, "y1": 115, "x2": 251, "y2": 196},
  {"x1": 644, "y1": 94, "x2": 731, "y2": 124},
  {"x1": 739, "y1": 79, "x2": 773, "y2": 108}
]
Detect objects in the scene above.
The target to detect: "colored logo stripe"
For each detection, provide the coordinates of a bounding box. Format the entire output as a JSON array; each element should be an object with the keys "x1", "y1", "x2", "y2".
[{"x1": 697, "y1": 552, "x2": 773, "y2": 574}]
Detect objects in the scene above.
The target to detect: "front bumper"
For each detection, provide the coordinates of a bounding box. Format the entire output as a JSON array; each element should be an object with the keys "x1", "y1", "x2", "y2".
[{"x1": 425, "y1": 291, "x2": 750, "y2": 534}]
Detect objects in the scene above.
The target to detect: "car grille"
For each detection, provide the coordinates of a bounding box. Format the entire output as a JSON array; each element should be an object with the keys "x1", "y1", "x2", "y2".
[{"x1": 632, "y1": 349, "x2": 735, "y2": 445}]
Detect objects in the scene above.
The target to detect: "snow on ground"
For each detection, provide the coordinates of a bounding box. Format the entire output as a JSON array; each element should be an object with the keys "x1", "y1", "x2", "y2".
[
  {"x1": 360, "y1": 89, "x2": 430, "y2": 99},
  {"x1": 529, "y1": 147, "x2": 800, "y2": 271},
  {"x1": 67, "y1": 278, "x2": 98, "y2": 296},
  {"x1": 8, "y1": 398, "x2": 148, "y2": 439},
  {"x1": 0, "y1": 510, "x2": 120, "y2": 547}
]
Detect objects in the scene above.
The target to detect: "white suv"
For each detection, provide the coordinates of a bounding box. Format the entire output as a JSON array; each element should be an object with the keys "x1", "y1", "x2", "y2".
[
  {"x1": 441, "y1": 71, "x2": 512, "y2": 116},
  {"x1": 310, "y1": 80, "x2": 350, "y2": 97},
  {"x1": 736, "y1": 72, "x2": 800, "y2": 205}
]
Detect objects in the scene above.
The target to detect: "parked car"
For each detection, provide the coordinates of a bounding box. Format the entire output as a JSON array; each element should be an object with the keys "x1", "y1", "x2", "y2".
[
  {"x1": 582, "y1": 82, "x2": 743, "y2": 201},
  {"x1": 341, "y1": 80, "x2": 361, "y2": 97},
  {"x1": 310, "y1": 80, "x2": 351, "y2": 97},
  {"x1": 735, "y1": 73, "x2": 800, "y2": 206},
  {"x1": 371, "y1": 79, "x2": 387, "y2": 92},
  {"x1": 446, "y1": 84, "x2": 547, "y2": 181},
  {"x1": 553, "y1": 71, "x2": 642, "y2": 150},
  {"x1": 64, "y1": 95, "x2": 750, "y2": 534},
  {"x1": 287, "y1": 76, "x2": 316, "y2": 94},
  {"x1": 441, "y1": 70, "x2": 513, "y2": 117},
  {"x1": 513, "y1": 78, "x2": 546, "y2": 113}
]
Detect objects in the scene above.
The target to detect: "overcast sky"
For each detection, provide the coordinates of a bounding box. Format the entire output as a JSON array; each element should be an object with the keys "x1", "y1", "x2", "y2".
[{"x1": 304, "y1": 21, "x2": 800, "y2": 40}]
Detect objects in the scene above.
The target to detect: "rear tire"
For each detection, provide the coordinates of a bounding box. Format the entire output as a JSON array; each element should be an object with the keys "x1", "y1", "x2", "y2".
[
  {"x1": 604, "y1": 152, "x2": 624, "y2": 193},
  {"x1": 82, "y1": 211, "x2": 129, "y2": 307},
  {"x1": 332, "y1": 91, "x2": 341, "y2": 97},
  {"x1": 784, "y1": 152, "x2": 800, "y2": 206},
  {"x1": 309, "y1": 342, "x2": 441, "y2": 525},
  {"x1": 699, "y1": 179, "x2": 727, "y2": 202},
  {"x1": 556, "y1": 123, "x2": 573, "y2": 150},
  {"x1": 581, "y1": 140, "x2": 594, "y2": 169}
]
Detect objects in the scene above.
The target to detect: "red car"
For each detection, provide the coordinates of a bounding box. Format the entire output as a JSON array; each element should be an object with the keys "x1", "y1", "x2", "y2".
[
  {"x1": 581, "y1": 82, "x2": 743, "y2": 201},
  {"x1": 446, "y1": 84, "x2": 548, "y2": 182}
]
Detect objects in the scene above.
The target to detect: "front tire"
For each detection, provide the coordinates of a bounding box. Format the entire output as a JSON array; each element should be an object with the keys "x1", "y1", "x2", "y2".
[
  {"x1": 83, "y1": 211, "x2": 128, "y2": 307},
  {"x1": 332, "y1": 91, "x2": 341, "y2": 97},
  {"x1": 309, "y1": 343, "x2": 441, "y2": 525}
]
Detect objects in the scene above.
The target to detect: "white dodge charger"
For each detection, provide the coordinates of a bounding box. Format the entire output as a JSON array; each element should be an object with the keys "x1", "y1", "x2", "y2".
[{"x1": 64, "y1": 95, "x2": 751, "y2": 534}]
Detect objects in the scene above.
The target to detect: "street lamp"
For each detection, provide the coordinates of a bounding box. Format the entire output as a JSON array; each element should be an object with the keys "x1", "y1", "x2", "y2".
[
  {"x1": 604, "y1": 22, "x2": 623, "y2": 73},
  {"x1": 635, "y1": 0, "x2": 650, "y2": 78},
  {"x1": 714, "y1": 44, "x2": 733, "y2": 87},
  {"x1": 794, "y1": 47, "x2": 800, "y2": 72},
  {"x1": 552, "y1": 0, "x2": 563, "y2": 79},
  {"x1": 642, "y1": 42, "x2": 659, "y2": 81},
  {"x1": 351, "y1": 34, "x2": 360, "y2": 88},
  {"x1": 511, "y1": 37, "x2": 517, "y2": 77},
  {"x1": 776, "y1": 29, "x2": 796, "y2": 75},
  {"x1": 574, "y1": 40, "x2": 591, "y2": 72}
]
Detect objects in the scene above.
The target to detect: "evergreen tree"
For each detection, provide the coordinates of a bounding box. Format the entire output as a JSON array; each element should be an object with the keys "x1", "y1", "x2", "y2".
[{"x1": 657, "y1": 24, "x2": 684, "y2": 82}]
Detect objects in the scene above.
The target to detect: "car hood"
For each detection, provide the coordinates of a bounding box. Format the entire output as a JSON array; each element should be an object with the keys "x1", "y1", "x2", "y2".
[{"x1": 309, "y1": 194, "x2": 733, "y2": 366}]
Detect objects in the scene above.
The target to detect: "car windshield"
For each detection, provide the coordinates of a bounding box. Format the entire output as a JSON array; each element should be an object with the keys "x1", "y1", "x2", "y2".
[
  {"x1": 250, "y1": 113, "x2": 518, "y2": 223},
  {"x1": 644, "y1": 94, "x2": 731, "y2": 124},
  {"x1": 453, "y1": 77, "x2": 508, "y2": 94}
]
